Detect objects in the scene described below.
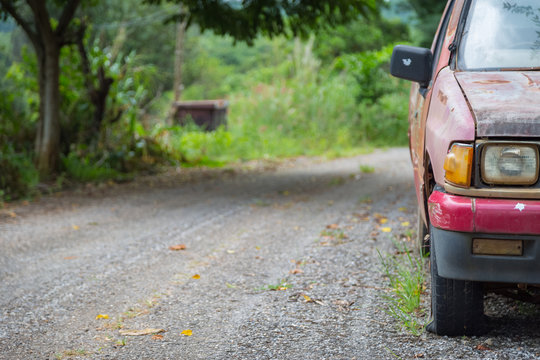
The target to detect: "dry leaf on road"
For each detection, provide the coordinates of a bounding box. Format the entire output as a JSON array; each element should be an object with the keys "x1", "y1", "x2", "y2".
[
  {"x1": 96, "y1": 314, "x2": 109, "y2": 319},
  {"x1": 119, "y1": 328, "x2": 165, "y2": 336},
  {"x1": 476, "y1": 344, "x2": 492, "y2": 351},
  {"x1": 192, "y1": 274, "x2": 201, "y2": 279},
  {"x1": 169, "y1": 244, "x2": 187, "y2": 251},
  {"x1": 181, "y1": 329, "x2": 193, "y2": 336}
]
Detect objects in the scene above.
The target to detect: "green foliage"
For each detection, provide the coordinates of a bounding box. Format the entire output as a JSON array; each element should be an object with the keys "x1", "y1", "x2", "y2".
[
  {"x1": 314, "y1": 16, "x2": 409, "y2": 63},
  {"x1": 390, "y1": 0, "x2": 446, "y2": 47},
  {"x1": 0, "y1": 147, "x2": 38, "y2": 202},
  {"x1": 145, "y1": 0, "x2": 379, "y2": 44},
  {"x1": 62, "y1": 152, "x2": 125, "y2": 182},
  {"x1": 0, "y1": 0, "x2": 411, "y2": 199},
  {"x1": 378, "y1": 241, "x2": 427, "y2": 335}
]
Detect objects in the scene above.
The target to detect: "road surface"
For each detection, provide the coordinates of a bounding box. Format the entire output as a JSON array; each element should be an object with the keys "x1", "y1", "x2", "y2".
[{"x1": 0, "y1": 148, "x2": 538, "y2": 359}]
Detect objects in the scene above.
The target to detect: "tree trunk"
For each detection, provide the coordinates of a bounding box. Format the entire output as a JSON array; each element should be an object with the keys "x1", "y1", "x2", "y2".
[
  {"x1": 35, "y1": 41, "x2": 61, "y2": 178},
  {"x1": 173, "y1": 19, "x2": 187, "y2": 102}
]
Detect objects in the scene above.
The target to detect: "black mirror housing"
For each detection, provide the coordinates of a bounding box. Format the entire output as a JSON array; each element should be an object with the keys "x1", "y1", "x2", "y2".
[{"x1": 390, "y1": 45, "x2": 433, "y2": 88}]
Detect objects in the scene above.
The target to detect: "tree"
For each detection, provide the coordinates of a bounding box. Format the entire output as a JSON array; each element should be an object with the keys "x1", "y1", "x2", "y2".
[
  {"x1": 396, "y1": 0, "x2": 446, "y2": 47},
  {"x1": 0, "y1": 0, "x2": 82, "y2": 177},
  {"x1": 146, "y1": 0, "x2": 379, "y2": 45}
]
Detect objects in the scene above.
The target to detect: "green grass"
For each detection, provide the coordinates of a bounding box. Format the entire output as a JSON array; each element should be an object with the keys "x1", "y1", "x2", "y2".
[
  {"x1": 359, "y1": 165, "x2": 375, "y2": 173},
  {"x1": 256, "y1": 279, "x2": 292, "y2": 291},
  {"x1": 378, "y1": 241, "x2": 427, "y2": 335},
  {"x1": 62, "y1": 153, "x2": 129, "y2": 182}
]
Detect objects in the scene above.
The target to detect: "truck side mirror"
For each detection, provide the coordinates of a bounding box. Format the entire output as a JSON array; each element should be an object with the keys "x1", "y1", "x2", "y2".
[{"x1": 390, "y1": 45, "x2": 433, "y2": 88}]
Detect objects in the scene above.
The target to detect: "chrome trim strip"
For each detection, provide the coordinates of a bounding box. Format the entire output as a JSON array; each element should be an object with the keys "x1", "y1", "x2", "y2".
[{"x1": 445, "y1": 183, "x2": 540, "y2": 199}]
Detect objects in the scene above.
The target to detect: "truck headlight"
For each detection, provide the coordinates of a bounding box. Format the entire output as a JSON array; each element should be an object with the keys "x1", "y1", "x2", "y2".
[{"x1": 481, "y1": 144, "x2": 539, "y2": 185}]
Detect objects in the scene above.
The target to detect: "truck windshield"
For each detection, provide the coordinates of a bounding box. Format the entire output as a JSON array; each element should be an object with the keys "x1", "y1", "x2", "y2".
[{"x1": 458, "y1": 0, "x2": 540, "y2": 70}]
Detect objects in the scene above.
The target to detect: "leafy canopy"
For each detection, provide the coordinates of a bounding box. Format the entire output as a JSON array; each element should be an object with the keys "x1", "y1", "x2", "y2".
[{"x1": 145, "y1": 0, "x2": 379, "y2": 44}]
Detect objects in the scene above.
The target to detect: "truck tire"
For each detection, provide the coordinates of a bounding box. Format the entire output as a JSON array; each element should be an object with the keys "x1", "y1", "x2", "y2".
[{"x1": 427, "y1": 225, "x2": 486, "y2": 336}]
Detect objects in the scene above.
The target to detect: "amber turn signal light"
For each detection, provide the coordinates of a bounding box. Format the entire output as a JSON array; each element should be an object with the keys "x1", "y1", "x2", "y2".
[{"x1": 444, "y1": 143, "x2": 473, "y2": 187}]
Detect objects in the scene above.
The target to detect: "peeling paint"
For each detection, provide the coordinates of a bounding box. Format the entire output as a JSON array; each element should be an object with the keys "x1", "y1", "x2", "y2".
[
  {"x1": 455, "y1": 72, "x2": 540, "y2": 137},
  {"x1": 522, "y1": 73, "x2": 540, "y2": 89}
]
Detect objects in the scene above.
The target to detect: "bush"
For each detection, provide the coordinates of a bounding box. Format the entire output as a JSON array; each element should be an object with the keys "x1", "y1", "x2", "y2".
[{"x1": 0, "y1": 149, "x2": 39, "y2": 202}]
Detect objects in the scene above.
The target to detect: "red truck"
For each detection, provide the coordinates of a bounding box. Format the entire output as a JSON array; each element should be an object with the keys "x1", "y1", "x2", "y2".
[{"x1": 390, "y1": 0, "x2": 540, "y2": 336}]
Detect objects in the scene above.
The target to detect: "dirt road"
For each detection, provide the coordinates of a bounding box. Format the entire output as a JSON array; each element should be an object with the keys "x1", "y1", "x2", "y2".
[{"x1": 0, "y1": 148, "x2": 538, "y2": 359}]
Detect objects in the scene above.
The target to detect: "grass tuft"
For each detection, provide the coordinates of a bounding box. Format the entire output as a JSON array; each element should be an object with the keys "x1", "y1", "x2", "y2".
[{"x1": 378, "y1": 240, "x2": 427, "y2": 335}]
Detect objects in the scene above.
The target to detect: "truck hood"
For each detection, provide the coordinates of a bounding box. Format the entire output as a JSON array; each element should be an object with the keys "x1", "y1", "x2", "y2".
[{"x1": 454, "y1": 72, "x2": 540, "y2": 137}]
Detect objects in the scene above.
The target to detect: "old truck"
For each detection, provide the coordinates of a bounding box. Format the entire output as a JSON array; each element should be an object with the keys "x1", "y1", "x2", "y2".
[{"x1": 390, "y1": 0, "x2": 540, "y2": 336}]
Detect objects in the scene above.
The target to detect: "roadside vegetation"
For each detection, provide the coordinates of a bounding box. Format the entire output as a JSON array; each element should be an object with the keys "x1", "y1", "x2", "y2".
[
  {"x1": 379, "y1": 238, "x2": 428, "y2": 335},
  {"x1": 0, "y1": 0, "x2": 441, "y2": 203}
]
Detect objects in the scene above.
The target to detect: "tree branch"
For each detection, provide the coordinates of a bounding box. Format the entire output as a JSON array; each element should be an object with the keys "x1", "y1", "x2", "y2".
[
  {"x1": 26, "y1": 0, "x2": 54, "y2": 41},
  {"x1": 0, "y1": 0, "x2": 39, "y2": 47},
  {"x1": 56, "y1": 0, "x2": 81, "y2": 37}
]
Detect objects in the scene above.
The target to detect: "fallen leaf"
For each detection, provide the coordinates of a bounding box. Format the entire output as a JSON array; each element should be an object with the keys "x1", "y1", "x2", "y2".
[
  {"x1": 290, "y1": 268, "x2": 303, "y2": 275},
  {"x1": 96, "y1": 314, "x2": 109, "y2": 319},
  {"x1": 181, "y1": 329, "x2": 193, "y2": 336},
  {"x1": 303, "y1": 294, "x2": 313, "y2": 302},
  {"x1": 192, "y1": 274, "x2": 201, "y2": 279},
  {"x1": 381, "y1": 227, "x2": 392, "y2": 233},
  {"x1": 226, "y1": 250, "x2": 235, "y2": 254},
  {"x1": 9, "y1": 211, "x2": 16, "y2": 218},
  {"x1": 72, "y1": 225, "x2": 80, "y2": 230},
  {"x1": 374, "y1": 213, "x2": 384, "y2": 219},
  {"x1": 379, "y1": 218, "x2": 388, "y2": 224},
  {"x1": 476, "y1": 344, "x2": 491, "y2": 351},
  {"x1": 152, "y1": 334, "x2": 164, "y2": 340},
  {"x1": 169, "y1": 244, "x2": 187, "y2": 251},
  {"x1": 398, "y1": 207, "x2": 408, "y2": 212},
  {"x1": 369, "y1": 231, "x2": 379, "y2": 237},
  {"x1": 255, "y1": 246, "x2": 261, "y2": 250},
  {"x1": 414, "y1": 354, "x2": 425, "y2": 358},
  {"x1": 401, "y1": 221, "x2": 410, "y2": 227},
  {"x1": 63, "y1": 256, "x2": 78, "y2": 260},
  {"x1": 119, "y1": 328, "x2": 165, "y2": 336},
  {"x1": 22, "y1": 200, "x2": 29, "y2": 206},
  {"x1": 326, "y1": 224, "x2": 339, "y2": 229}
]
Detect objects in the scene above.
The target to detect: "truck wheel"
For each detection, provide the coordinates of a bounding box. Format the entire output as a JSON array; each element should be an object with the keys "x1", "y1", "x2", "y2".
[
  {"x1": 427, "y1": 226, "x2": 486, "y2": 336},
  {"x1": 416, "y1": 208, "x2": 429, "y2": 256}
]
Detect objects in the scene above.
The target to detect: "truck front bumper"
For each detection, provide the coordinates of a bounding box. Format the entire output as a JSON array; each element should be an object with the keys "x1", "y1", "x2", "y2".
[{"x1": 428, "y1": 190, "x2": 540, "y2": 284}]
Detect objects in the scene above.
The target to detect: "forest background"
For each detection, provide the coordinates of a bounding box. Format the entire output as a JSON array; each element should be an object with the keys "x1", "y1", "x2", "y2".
[{"x1": 0, "y1": 0, "x2": 444, "y2": 202}]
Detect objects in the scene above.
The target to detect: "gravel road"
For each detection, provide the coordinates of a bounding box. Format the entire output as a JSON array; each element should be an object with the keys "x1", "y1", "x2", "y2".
[{"x1": 0, "y1": 148, "x2": 538, "y2": 359}]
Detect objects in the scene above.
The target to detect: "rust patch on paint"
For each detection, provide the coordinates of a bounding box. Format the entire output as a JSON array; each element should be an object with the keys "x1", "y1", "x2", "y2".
[
  {"x1": 437, "y1": 90, "x2": 448, "y2": 105},
  {"x1": 473, "y1": 80, "x2": 510, "y2": 85}
]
